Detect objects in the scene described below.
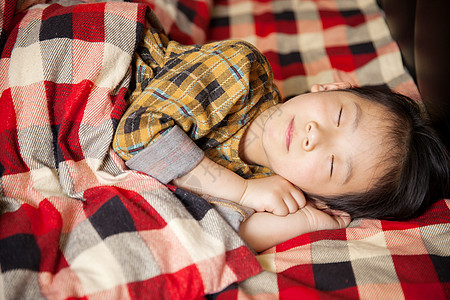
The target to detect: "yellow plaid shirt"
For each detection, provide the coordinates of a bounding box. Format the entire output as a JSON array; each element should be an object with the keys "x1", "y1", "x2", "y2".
[{"x1": 113, "y1": 28, "x2": 281, "y2": 181}]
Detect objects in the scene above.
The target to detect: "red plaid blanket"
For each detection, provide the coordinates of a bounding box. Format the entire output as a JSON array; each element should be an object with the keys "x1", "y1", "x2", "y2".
[
  {"x1": 1, "y1": 0, "x2": 449, "y2": 299},
  {"x1": 223, "y1": 199, "x2": 450, "y2": 299},
  {"x1": 0, "y1": 1, "x2": 260, "y2": 299}
]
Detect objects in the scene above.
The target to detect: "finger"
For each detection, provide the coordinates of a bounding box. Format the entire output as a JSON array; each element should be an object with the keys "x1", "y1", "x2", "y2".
[
  {"x1": 290, "y1": 188, "x2": 306, "y2": 208},
  {"x1": 282, "y1": 195, "x2": 300, "y2": 214},
  {"x1": 328, "y1": 209, "x2": 348, "y2": 216},
  {"x1": 334, "y1": 212, "x2": 351, "y2": 228},
  {"x1": 270, "y1": 202, "x2": 290, "y2": 216},
  {"x1": 310, "y1": 84, "x2": 323, "y2": 92},
  {"x1": 334, "y1": 216, "x2": 350, "y2": 228}
]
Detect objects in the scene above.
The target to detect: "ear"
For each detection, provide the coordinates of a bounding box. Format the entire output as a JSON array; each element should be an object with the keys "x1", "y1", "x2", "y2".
[{"x1": 310, "y1": 82, "x2": 352, "y2": 93}]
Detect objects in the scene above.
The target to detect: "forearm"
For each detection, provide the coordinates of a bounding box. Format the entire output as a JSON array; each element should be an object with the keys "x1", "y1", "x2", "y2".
[
  {"x1": 172, "y1": 156, "x2": 247, "y2": 204},
  {"x1": 239, "y1": 204, "x2": 351, "y2": 252},
  {"x1": 238, "y1": 210, "x2": 311, "y2": 252}
]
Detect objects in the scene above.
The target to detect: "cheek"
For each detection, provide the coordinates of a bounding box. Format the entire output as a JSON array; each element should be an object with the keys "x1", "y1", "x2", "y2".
[
  {"x1": 274, "y1": 157, "x2": 316, "y2": 189},
  {"x1": 262, "y1": 116, "x2": 279, "y2": 146}
]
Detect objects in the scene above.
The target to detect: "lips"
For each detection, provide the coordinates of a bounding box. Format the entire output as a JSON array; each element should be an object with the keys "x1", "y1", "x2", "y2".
[{"x1": 286, "y1": 117, "x2": 294, "y2": 151}]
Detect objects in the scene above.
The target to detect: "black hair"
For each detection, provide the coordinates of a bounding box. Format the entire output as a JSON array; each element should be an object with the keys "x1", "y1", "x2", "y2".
[{"x1": 306, "y1": 86, "x2": 449, "y2": 220}]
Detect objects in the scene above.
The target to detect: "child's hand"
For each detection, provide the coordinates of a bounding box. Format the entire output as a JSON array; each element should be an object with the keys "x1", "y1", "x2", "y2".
[
  {"x1": 240, "y1": 175, "x2": 306, "y2": 215},
  {"x1": 300, "y1": 202, "x2": 351, "y2": 232},
  {"x1": 238, "y1": 201, "x2": 351, "y2": 252}
]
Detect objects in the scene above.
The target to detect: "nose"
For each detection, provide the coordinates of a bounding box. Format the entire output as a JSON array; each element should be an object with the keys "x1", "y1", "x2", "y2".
[{"x1": 303, "y1": 121, "x2": 320, "y2": 151}]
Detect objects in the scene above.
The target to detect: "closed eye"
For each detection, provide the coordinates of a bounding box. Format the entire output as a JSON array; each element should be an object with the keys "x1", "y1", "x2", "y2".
[
  {"x1": 337, "y1": 107, "x2": 343, "y2": 127},
  {"x1": 330, "y1": 155, "x2": 335, "y2": 177}
]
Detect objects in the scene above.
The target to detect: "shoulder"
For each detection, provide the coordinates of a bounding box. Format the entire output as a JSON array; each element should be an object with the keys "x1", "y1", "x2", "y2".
[{"x1": 209, "y1": 40, "x2": 268, "y2": 63}]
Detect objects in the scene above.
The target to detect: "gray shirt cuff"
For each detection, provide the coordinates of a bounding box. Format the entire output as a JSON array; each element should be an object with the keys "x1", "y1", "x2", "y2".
[{"x1": 125, "y1": 125, "x2": 204, "y2": 184}]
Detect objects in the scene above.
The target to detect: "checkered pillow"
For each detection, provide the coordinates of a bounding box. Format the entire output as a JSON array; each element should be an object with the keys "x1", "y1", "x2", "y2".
[
  {"x1": 226, "y1": 198, "x2": 450, "y2": 299},
  {"x1": 208, "y1": 0, "x2": 419, "y2": 100},
  {"x1": 133, "y1": 0, "x2": 212, "y2": 44}
]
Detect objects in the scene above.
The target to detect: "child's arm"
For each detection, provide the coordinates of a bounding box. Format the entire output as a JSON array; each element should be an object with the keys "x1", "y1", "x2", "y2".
[
  {"x1": 238, "y1": 203, "x2": 351, "y2": 252},
  {"x1": 172, "y1": 156, "x2": 306, "y2": 216}
]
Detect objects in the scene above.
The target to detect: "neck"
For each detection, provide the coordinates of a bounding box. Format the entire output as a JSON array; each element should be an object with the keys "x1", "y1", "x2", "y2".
[{"x1": 239, "y1": 106, "x2": 278, "y2": 168}]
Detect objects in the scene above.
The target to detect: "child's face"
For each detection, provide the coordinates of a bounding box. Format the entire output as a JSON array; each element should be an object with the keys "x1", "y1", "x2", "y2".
[{"x1": 262, "y1": 89, "x2": 392, "y2": 196}]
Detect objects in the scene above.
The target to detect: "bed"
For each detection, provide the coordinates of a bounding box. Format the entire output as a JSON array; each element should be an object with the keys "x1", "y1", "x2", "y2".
[{"x1": 0, "y1": 0, "x2": 449, "y2": 299}]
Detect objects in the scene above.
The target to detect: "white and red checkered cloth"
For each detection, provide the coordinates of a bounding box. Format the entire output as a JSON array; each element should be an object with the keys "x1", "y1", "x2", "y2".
[
  {"x1": 0, "y1": 1, "x2": 261, "y2": 299},
  {"x1": 1, "y1": 0, "x2": 449, "y2": 299}
]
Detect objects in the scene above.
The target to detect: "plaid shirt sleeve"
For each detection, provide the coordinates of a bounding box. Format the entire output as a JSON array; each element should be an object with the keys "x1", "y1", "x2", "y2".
[
  {"x1": 126, "y1": 125, "x2": 204, "y2": 184},
  {"x1": 113, "y1": 27, "x2": 280, "y2": 182}
]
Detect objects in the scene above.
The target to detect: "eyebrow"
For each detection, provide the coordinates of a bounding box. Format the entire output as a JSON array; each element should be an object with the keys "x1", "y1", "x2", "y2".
[{"x1": 342, "y1": 102, "x2": 361, "y2": 185}]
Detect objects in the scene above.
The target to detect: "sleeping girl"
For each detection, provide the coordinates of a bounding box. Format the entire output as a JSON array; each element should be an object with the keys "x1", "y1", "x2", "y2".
[{"x1": 113, "y1": 28, "x2": 449, "y2": 252}]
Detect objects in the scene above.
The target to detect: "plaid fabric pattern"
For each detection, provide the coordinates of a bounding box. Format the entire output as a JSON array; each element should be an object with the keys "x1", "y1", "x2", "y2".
[
  {"x1": 113, "y1": 28, "x2": 279, "y2": 179},
  {"x1": 0, "y1": 0, "x2": 15, "y2": 54},
  {"x1": 205, "y1": 0, "x2": 449, "y2": 298},
  {"x1": 133, "y1": 0, "x2": 212, "y2": 45},
  {"x1": 208, "y1": 0, "x2": 420, "y2": 101},
  {"x1": 213, "y1": 199, "x2": 450, "y2": 299},
  {"x1": 0, "y1": 1, "x2": 261, "y2": 299},
  {"x1": 2, "y1": 0, "x2": 449, "y2": 299}
]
